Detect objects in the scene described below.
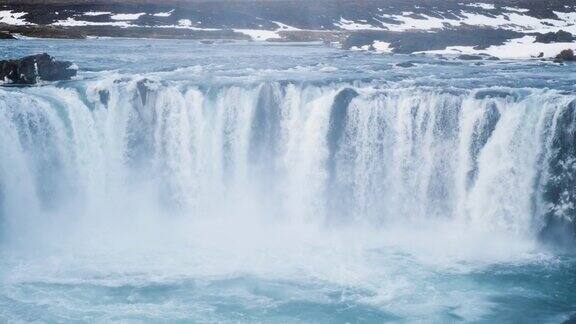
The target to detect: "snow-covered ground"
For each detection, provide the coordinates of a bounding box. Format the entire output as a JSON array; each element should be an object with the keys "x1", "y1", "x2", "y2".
[
  {"x1": 53, "y1": 18, "x2": 132, "y2": 28},
  {"x1": 84, "y1": 12, "x2": 112, "y2": 16},
  {"x1": 153, "y1": 10, "x2": 174, "y2": 18},
  {"x1": 110, "y1": 13, "x2": 145, "y2": 21},
  {"x1": 0, "y1": 10, "x2": 29, "y2": 26},
  {"x1": 419, "y1": 36, "x2": 576, "y2": 59},
  {"x1": 350, "y1": 40, "x2": 393, "y2": 53},
  {"x1": 0, "y1": 1, "x2": 574, "y2": 59},
  {"x1": 337, "y1": 2, "x2": 576, "y2": 59},
  {"x1": 233, "y1": 29, "x2": 282, "y2": 41},
  {"x1": 336, "y1": 8, "x2": 576, "y2": 34}
]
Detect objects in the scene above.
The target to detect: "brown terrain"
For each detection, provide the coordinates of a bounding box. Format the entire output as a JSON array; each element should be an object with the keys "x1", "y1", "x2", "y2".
[{"x1": 0, "y1": 0, "x2": 574, "y2": 56}]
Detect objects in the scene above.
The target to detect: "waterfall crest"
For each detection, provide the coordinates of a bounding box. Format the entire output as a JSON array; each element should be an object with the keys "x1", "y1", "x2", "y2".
[{"x1": 0, "y1": 78, "x2": 575, "y2": 247}]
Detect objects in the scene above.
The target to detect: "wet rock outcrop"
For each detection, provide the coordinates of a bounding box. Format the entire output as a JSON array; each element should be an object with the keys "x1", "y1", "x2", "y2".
[
  {"x1": 0, "y1": 53, "x2": 77, "y2": 85},
  {"x1": 0, "y1": 31, "x2": 15, "y2": 39},
  {"x1": 555, "y1": 49, "x2": 575, "y2": 63},
  {"x1": 396, "y1": 61, "x2": 416, "y2": 68},
  {"x1": 457, "y1": 54, "x2": 484, "y2": 61},
  {"x1": 535, "y1": 30, "x2": 575, "y2": 44}
]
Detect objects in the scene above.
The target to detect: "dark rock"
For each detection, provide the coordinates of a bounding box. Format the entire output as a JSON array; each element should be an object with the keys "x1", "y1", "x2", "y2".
[
  {"x1": 466, "y1": 102, "x2": 500, "y2": 190},
  {"x1": 0, "y1": 24, "x2": 86, "y2": 39},
  {"x1": 327, "y1": 88, "x2": 358, "y2": 163},
  {"x1": 555, "y1": 49, "x2": 575, "y2": 62},
  {"x1": 249, "y1": 83, "x2": 282, "y2": 165},
  {"x1": 131, "y1": 79, "x2": 157, "y2": 126},
  {"x1": 564, "y1": 313, "x2": 576, "y2": 324},
  {"x1": 475, "y1": 90, "x2": 518, "y2": 100},
  {"x1": 113, "y1": 77, "x2": 131, "y2": 84},
  {"x1": 535, "y1": 30, "x2": 575, "y2": 44},
  {"x1": 136, "y1": 78, "x2": 153, "y2": 106},
  {"x1": 0, "y1": 31, "x2": 15, "y2": 39},
  {"x1": 98, "y1": 89, "x2": 110, "y2": 106},
  {"x1": 0, "y1": 53, "x2": 76, "y2": 85},
  {"x1": 457, "y1": 54, "x2": 484, "y2": 61},
  {"x1": 434, "y1": 60, "x2": 462, "y2": 66},
  {"x1": 396, "y1": 61, "x2": 416, "y2": 68},
  {"x1": 538, "y1": 52, "x2": 544, "y2": 58},
  {"x1": 326, "y1": 88, "x2": 359, "y2": 219}
]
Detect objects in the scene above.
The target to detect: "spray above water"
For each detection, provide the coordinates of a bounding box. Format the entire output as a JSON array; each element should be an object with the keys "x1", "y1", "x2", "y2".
[
  {"x1": 0, "y1": 73, "x2": 575, "y2": 322},
  {"x1": 1, "y1": 78, "x2": 575, "y2": 248}
]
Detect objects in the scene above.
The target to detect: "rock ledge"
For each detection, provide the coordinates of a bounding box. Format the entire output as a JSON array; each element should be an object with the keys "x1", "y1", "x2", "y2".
[{"x1": 0, "y1": 53, "x2": 77, "y2": 85}]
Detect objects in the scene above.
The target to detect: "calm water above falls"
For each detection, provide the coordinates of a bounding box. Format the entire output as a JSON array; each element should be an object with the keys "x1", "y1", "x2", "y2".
[{"x1": 0, "y1": 39, "x2": 575, "y2": 323}]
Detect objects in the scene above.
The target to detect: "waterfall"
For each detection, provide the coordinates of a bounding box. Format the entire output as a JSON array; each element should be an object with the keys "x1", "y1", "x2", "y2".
[{"x1": 0, "y1": 78, "x2": 575, "y2": 248}]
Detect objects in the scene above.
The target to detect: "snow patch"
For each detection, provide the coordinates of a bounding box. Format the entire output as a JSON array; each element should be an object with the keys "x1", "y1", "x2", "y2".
[
  {"x1": 233, "y1": 29, "x2": 281, "y2": 41},
  {"x1": 84, "y1": 12, "x2": 111, "y2": 16},
  {"x1": 554, "y1": 11, "x2": 576, "y2": 27},
  {"x1": 151, "y1": 20, "x2": 217, "y2": 31},
  {"x1": 11, "y1": 33, "x2": 37, "y2": 40},
  {"x1": 111, "y1": 13, "x2": 145, "y2": 21},
  {"x1": 336, "y1": 18, "x2": 383, "y2": 31},
  {"x1": 0, "y1": 10, "x2": 29, "y2": 26},
  {"x1": 336, "y1": 8, "x2": 576, "y2": 34},
  {"x1": 178, "y1": 19, "x2": 193, "y2": 28},
  {"x1": 154, "y1": 10, "x2": 174, "y2": 18},
  {"x1": 351, "y1": 41, "x2": 392, "y2": 53},
  {"x1": 502, "y1": 6, "x2": 529, "y2": 13},
  {"x1": 468, "y1": 3, "x2": 496, "y2": 10},
  {"x1": 421, "y1": 36, "x2": 576, "y2": 59},
  {"x1": 53, "y1": 17, "x2": 132, "y2": 28},
  {"x1": 373, "y1": 41, "x2": 392, "y2": 53},
  {"x1": 273, "y1": 21, "x2": 300, "y2": 31}
]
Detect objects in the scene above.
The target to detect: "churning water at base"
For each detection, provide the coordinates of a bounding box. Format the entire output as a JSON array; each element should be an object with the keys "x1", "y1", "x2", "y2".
[{"x1": 0, "y1": 39, "x2": 575, "y2": 323}]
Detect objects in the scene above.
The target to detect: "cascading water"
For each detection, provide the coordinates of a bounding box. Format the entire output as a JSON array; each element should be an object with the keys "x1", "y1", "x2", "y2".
[
  {"x1": 1, "y1": 80, "x2": 574, "y2": 242},
  {"x1": 0, "y1": 39, "x2": 575, "y2": 323}
]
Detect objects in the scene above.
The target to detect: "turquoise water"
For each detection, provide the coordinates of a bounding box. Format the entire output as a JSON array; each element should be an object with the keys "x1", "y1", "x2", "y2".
[
  {"x1": 0, "y1": 39, "x2": 575, "y2": 323},
  {"x1": 1, "y1": 250, "x2": 575, "y2": 323}
]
